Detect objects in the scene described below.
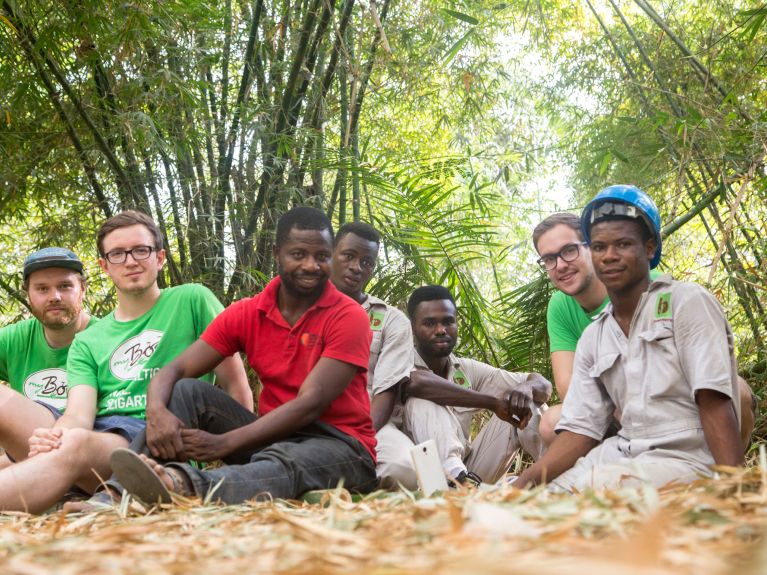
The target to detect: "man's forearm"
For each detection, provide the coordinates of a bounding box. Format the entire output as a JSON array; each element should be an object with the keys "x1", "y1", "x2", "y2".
[
  {"x1": 550, "y1": 351, "x2": 575, "y2": 399},
  {"x1": 214, "y1": 355, "x2": 254, "y2": 412},
  {"x1": 697, "y1": 389, "x2": 743, "y2": 466},
  {"x1": 53, "y1": 413, "x2": 93, "y2": 431},
  {"x1": 516, "y1": 430, "x2": 597, "y2": 488},
  {"x1": 147, "y1": 340, "x2": 225, "y2": 415},
  {"x1": 146, "y1": 362, "x2": 185, "y2": 414},
  {"x1": 371, "y1": 386, "x2": 398, "y2": 431},
  {"x1": 407, "y1": 370, "x2": 502, "y2": 411}
]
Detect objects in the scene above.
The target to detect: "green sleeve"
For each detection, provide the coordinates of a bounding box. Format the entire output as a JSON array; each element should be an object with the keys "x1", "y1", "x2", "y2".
[
  {"x1": 66, "y1": 334, "x2": 99, "y2": 391},
  {"x1": 547, "y1": 292, "x2": 581, "y2": 353},
  {"x1": 190, "y1": 284, "x2": 225, "y2": 338}
]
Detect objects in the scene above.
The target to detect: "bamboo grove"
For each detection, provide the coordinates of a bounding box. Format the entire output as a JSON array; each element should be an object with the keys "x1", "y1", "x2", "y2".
[{"x1": 1, "y1": 1, "x2": 766, "y2": 439}]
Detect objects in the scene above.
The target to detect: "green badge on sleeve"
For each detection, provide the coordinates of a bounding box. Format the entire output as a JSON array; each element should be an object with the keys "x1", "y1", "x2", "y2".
[
  {"x1": 370, "y1": 309, "x2": 386, "y2": 331},
  {"x1": 453, "y1": 369, "x2": 471, "y2": 389},
  {"x1": 655, "y1": 292, "x2": 672, "y2": 319}
]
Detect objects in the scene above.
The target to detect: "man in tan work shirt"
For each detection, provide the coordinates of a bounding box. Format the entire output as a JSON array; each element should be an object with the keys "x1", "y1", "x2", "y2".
[
  {"x1": 330, "y1": 222, "x2": 417, "y2": 488},
  {"x1": 402, "y1": 285, "x2": 551, "y2": 485}
]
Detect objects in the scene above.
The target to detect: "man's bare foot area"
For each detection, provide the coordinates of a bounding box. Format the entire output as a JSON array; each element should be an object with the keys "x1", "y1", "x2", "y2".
[
  {"x1": 138, "y1": 454, "x2": 177, "y2": 492},
  {"x1": 62, "y1": 488, "x2": 120, "y2": 514},
  {"x1": 110, "y1": 448, "x2": 174, "y2": 504}
]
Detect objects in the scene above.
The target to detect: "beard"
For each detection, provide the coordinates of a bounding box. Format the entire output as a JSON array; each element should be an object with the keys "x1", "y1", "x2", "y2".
[
  {"x1": 280, "y1": 272, "x2": 327, "y2": 300},
  {"x1": 419, "y1": 338, "x2": 455, "y2": 358},
  {"x1": 32, "y1": 302, "x2": 81, "y2": 330}
]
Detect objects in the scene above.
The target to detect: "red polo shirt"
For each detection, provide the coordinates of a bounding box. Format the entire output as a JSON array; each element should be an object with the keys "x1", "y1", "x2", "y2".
[{"x1": 201, "y1": 277, "x2": 376, "y2": 460}]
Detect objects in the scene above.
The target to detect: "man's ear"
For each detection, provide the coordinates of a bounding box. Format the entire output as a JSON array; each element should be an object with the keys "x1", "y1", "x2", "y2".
[
  {"x1": 645, "y1": 238, "x2": 657, "y2": 261},
  {"x1": 156, "y1": 248, "x2": 167, "y2": 269}
]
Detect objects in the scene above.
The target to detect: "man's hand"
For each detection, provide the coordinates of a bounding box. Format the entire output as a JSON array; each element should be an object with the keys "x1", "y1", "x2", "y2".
[
  {"x1": 28, "y1": 427, "x2": 63, "y2": 457},
  {"x1": 180, "y1": 429, "x2": 233, "y2": 462},
  {"x1": 495, "y1": 386, "x2": 534, "y2": 429},
  {"x1": 525, "y1": 373, "x2": 553, "y2": 404},
  {"x1": 146, "y1": 406, "x2": 186, "y2": 460}
]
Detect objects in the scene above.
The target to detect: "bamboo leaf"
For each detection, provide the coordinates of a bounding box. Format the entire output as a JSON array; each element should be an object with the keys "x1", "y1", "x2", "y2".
[
  {"x1": 442, "y1": 30, "x2": 473, "y2": 66},
  {"x1": 440, "y1": 8, "x2": 480, "y2": 25}
]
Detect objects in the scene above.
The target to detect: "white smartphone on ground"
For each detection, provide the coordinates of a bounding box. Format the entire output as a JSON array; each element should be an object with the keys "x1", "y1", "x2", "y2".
[{"x1": 410, "y1": 440, "x2": 449, "y2": 496}]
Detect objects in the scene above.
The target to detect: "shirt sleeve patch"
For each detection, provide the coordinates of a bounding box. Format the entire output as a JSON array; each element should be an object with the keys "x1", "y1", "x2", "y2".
[
  {"x1": 369, "y1": 309, "x2": 386, "y2": 331},
  {"x1": 655, "y1": 292, "x2": 672, "y2": 320},
  {"x1": 453, "y1": 369, "x2": 471, "y2": 389}
]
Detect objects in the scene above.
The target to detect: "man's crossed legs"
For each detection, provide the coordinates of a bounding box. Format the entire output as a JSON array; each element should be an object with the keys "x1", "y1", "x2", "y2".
[{"x1": 109, "y1": 379, "x2": 377, "y2": 505}]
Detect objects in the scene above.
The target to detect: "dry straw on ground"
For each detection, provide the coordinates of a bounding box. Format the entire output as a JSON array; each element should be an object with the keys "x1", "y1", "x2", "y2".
[{"x1": 0, "y1": 467, "x2": 765, "y2": 575}]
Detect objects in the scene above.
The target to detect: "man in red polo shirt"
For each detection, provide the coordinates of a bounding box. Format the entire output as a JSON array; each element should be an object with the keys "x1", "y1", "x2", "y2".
[{"x1": 109, "y1": 207, "x2": 377, "y2": 505}]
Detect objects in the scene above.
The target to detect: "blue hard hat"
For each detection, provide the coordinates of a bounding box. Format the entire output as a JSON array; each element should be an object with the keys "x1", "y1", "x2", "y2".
[{"x1": 581, "y1": 185, "x2": 662, "y2": 269}]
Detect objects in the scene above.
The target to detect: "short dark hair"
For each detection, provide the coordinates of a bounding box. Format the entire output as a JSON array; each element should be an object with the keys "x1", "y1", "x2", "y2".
[
  {"x1": 335, "y1": 221, "x2": 381, "y2": 246},
  {"x1": 532, "y1": 212, "x2": 581, "y2": 252},
  {"x1": 407, "y1": 285, "x2": 456, "y2": 320},
  {"x1": 97, "y1": 210, "x2": 163, "y2": 256},
  {"x1": 275, "y1": 206, "x2": 334, "y2": 248}
]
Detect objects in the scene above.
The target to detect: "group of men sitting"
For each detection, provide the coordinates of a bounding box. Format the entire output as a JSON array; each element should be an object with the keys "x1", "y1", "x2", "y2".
[{"x1": 0, "y1": 184, "x2": 752, "y2": 513}]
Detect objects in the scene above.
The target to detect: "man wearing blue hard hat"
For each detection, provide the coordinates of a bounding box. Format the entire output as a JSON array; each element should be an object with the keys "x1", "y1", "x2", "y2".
[
  {"x1": 0, "y1": 248, "x2": 96, "y2": 468},
  {"x1": 518, "y1": 185, "x2": 743, "y2": 490}
]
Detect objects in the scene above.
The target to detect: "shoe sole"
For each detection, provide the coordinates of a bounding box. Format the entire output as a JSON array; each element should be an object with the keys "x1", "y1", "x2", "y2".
[{"x1": 110, "y1": 448, "x2": 172, "y2": 505}]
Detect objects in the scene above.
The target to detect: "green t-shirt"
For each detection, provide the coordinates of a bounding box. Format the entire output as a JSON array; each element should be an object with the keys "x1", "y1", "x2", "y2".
[
  {"x1": 0, "y1": 316, "x2": 98, "y2": 410},
  {"x1": 547, "y1": 270, "x2": 661, "y2": 352},
  {"x1": 67, "y1": 284, "x2": 223, "y2": 418}
]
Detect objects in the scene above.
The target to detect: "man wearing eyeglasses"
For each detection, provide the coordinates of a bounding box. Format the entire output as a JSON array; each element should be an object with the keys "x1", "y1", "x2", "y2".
[
  {"x1": 533, "y1": 211, "x2": 755, "y2": 451},
  {"x1": 533, "y1": 212, "x2": 609, "y2": 447},
  {"x1": 519, "y1": 186, "x2": 743, "y2": 490},
  {"x1": 0, "y1": 211, "x2": 251, "y2": 513}
]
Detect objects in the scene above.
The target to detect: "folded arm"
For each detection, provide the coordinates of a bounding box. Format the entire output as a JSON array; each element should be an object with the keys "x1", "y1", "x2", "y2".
[
  {"x1": 145, "y1": 339, "x2": 227, "y2": 459},
  {"x1": 405, "y1": 369, "x2": 524, "y2": 426}
]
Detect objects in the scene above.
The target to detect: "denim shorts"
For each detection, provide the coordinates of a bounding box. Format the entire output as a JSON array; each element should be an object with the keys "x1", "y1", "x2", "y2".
[{"x1": 92, "y1": 415, "x2": 146, "y2": 443}]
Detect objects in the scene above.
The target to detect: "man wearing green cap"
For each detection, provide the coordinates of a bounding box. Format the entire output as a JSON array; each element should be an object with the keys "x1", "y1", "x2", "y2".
[
  {"x1": 0, "y1": 248, "x2": 96, "y2": 467},
  {"x1": 518, "y1": 185, "x2": 743, "y2": 491}
]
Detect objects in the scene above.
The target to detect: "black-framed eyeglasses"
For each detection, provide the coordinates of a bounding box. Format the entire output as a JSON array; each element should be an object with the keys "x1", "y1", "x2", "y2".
[
  {"x1": 104, "y1": 246, "x2": 158, "y2": 264},
  {"x1": 536, "y1": 242, "x2": 586, "y2": 271}
]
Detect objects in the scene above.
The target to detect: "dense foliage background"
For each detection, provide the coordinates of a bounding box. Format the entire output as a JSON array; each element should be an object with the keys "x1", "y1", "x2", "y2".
[{"x1": 1, "y1": 0, "x2": 765, "y2": 445}]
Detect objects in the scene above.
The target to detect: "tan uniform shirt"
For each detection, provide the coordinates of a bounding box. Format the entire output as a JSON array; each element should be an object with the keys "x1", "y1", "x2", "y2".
[
  {"x1": 412, "y1": 350, "x2": 529, "y2": 441},
  {"x1": 559, "y1": 275, "x2": 740, "y2": 459},
  {"x1": 362, "y1": 295, "x2": 413, "y2": 398}
]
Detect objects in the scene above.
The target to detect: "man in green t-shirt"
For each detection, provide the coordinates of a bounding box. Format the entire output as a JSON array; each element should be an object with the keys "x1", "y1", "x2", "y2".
[
  {"x1": 533, "y1": 212, "x2": 755, "y2": 450},
  {"x1": 0, "y1": 248, "x2": 94, "y2": 468},
  {"x1": 0, "y1": 211, "x2": 252, "y2": 513}
]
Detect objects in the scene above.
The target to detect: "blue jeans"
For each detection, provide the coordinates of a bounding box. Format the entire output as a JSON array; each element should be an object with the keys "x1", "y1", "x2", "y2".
[{"x1": 123, "y1": 379, "x2": 377, "y2": 504}]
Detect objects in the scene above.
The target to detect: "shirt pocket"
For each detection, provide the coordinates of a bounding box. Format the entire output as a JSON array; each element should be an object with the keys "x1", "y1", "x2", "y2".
[
  {"x1": 588, "y1": 352, "x2": 621, "y2": 380},
  {"x1": 637, "y1": 325, "x2": 682, "y2": 399}
]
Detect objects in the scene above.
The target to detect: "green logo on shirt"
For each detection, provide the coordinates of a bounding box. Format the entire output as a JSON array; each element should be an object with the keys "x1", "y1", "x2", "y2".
[
  {"x1": 655, "y1": 292, "x2": 672, "y2": 319},
  {"x1": 453, "y1": 369, "x2": 471, "y2": 389},
  {"x1": 370, "y1": 309, "x2": 386, "y2": 331}
]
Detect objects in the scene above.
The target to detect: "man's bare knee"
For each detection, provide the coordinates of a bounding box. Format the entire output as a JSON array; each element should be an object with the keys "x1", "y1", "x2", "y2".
[{"x1": 59, "y1": 429, "x2": 128, "y2": 491}]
